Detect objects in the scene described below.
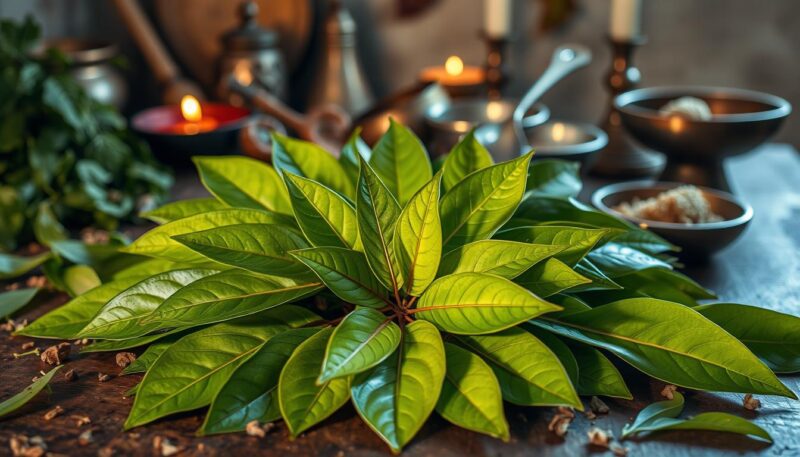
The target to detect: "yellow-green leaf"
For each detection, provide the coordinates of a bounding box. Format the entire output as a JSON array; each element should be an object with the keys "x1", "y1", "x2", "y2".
[
  {"x1": 394, "y1": 173, "x2": 442, "y2": 295},
  {"x1": 369, "y1": 119, "x2": 432, "y2": 205},
  {"x1": 193, "y1": 156, "x2": 291, "y2": 213}
]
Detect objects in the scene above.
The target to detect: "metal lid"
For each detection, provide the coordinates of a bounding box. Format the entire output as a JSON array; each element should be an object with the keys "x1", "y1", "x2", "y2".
[{"x1": 221, "y1": 1, "x2": 279, "y2": 52}]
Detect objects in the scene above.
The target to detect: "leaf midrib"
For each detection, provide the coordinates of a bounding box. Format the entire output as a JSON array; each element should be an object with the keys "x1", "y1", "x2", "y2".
[
  {"x1": 325, "y1": 317, "x2": 394, "y2": 378},
  {"x1": 153, "y1": 282, "x2": 322, "y2": 316}
]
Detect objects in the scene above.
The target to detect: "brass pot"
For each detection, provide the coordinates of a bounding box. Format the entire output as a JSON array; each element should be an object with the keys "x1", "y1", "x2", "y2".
[{"x1": 44, "y1": 39, "x2": 128, "y2": 109}]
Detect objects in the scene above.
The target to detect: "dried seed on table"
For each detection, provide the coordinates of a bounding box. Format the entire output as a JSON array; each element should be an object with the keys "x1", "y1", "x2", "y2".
[
  {"x1": 25, "y1": 276, "x2": 47, "y2": 288},
  {"x1": 43, "y1": 405, "x2": 64, "y2": 421},
  {"x1": 70, "y1": 415, "x2": 91, "y2": 426},
  {"x1": 63, "y1": 368, "x2": 78, "y2": 382},
  {"x1": 40, "y1": 342, "x2": 70, "y2": 365},
  {"x1": 587, "y1": 427, "x2": 612, "y2": 448},
  {"x1": 98, "y1": 372, "x2": 112, "y2": 382},
  {"x1": 115, "y1": 352, "x2": 137, "y2": 368},
  {"x1": 78, "y1": 430, "x2": 94, "y2": 446},
  {"x1": 246, "y1": 420, "x2": 266, "y2": 437},
  {"x1": 21, "y1": 341, "x2": 35, "y2": 350},
  {"x1": 743, "y1": 393, "x2": 762, "y2": 411},
  {"x1": 9, "y1": 434, "x2": 47, "y2": 457},
  {"x1": 660, "y1": 384, "x2": 677, "y2": 400},
  {"x1": 590, "y1": 396, "x2": 610, "y2": 414}
]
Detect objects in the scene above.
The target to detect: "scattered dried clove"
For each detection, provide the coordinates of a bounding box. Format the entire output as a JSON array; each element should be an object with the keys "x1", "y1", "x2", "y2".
[
  {"x1": 246, "y1": 420, "x2": 266, "y2": 438},
  {"x1": 97, "y1": 372, "x2": 112, "y2": 382},
  {"x1": 78, "y1": 429, "x2": 94, "y2": 446},
  {"x1": 115, "y1": 352, "x2": 137, "y2": 368},
  {"x1": 43, "y1": 405, "x2": 64, "y2": 421},
  {"x1": 743, "y1": 393, "x2": 762, "y2": 411},
  {"x1": 9, "y1": 434, "x2": 47, "y2": 457},
  {"x1": 21, "y1": 341, "x2": 35, "y2": 350},
  {"x1": 70, "y1": 415, "x2": 91, "y2": 427},
  {"x1": 72, "y1": 338, "x2": 89, "y2": 346},
  {"x1": 63, "y1": 368, "x2": 78, "y2": 382},
  {"x1": 153, "y1": 436, "x2": 184, "y2": 456},
  {"x1": 40, "y1": 342, "x2": 70, "y2": 365},
  {"x1": 25, "y1": 276, "x2": 47, "y2": 288},
  {"x1": 660, "y1": 384, "x2": 678, "y2": 400},
  {"x1": 590, "y1": 396, "x2": 610, "y2": 414},
  {"x1": 587, "y1": 427, "x2": 612, "y2": 448},
  {"x1": 547, "y1": 407, "x2": 575, "y2": 437}
]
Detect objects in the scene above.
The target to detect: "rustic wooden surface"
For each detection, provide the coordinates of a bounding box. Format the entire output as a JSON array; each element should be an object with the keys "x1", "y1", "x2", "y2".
[{"x1": 1, "y1": 144, "x2": 799, "y2": 457}]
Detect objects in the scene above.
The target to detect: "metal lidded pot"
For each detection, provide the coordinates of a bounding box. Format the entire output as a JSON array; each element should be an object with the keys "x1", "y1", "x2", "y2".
[{"x1": 216, "y1": 0, "x2": 287, "y2": 104}]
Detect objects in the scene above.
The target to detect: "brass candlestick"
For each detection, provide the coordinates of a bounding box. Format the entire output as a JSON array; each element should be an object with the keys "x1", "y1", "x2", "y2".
[
  {"x1": 590, "y1": 36, "x2": 665, "y2": 177},
  {"x1": 484, "y1": 36, "x2": 509, "y2": 100}
]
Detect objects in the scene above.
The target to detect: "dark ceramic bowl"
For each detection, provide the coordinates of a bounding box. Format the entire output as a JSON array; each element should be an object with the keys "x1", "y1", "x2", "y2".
[
  {"x1": 592, "y1": 181, "x2": 753, "y2": 260},
  {"x1": 523, "y1": 120, "x2": 607, "y2": 163},
  {"x1": 614, "y1": 86, "x2": 790, "y2": 191}
]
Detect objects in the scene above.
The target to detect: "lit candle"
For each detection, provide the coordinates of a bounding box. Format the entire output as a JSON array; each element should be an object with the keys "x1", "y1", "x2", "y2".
[
  {"x1": 485, "y1": 0, "x2": 512, "y2": 39},
  {"x1": 609, "y1": 0, "x2": 642, "y2": 41},
  {"x1": 168, "y1": 95, "x2": 219, "y2": 135},
  {"x1": 419, "y1": 56, "x2": 486, "y2": 97}
]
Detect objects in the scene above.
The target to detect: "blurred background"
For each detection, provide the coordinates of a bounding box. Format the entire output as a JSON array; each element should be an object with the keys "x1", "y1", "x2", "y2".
[{"x1": 2, "y1": 0, "x2": 797, "y2": 145}]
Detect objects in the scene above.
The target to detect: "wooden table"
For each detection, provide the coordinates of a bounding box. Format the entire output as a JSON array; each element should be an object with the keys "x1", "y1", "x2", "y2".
[{"x1": 2, "y1": 145, "x2": 799, "y2": 457}]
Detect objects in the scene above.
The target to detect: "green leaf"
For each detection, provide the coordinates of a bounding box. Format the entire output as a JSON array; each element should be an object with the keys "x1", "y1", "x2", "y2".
[
  {"x1": 0, "y1": 366, "x2": 62, "y2": 420},
  {"x1": 62, "y1": 265, "x2": 102, "y2": 297},
  {"x1": 33, "y1": 202, "x2": 68, "y2": 246},
  {"x1": 526, "y1": 159, "x2": 581, "y2": 198},
  {"x1": 319, "y1": 308, "x2": 401, "y2": 382},
  {"x1": 436, "y1": 343, "x2": 509, "y2": 441},
  {"x1": 514, "y1": 258, "x2": 591, "y2": 298},
  {"x1": 290, "y1": 247, "x2": 389, "y2": 308},
  {"x1": 77, "y1": 268, "x2": 219, "y2": 339},
  {"x1": 200, "y1": 327, "x2": 321, "y2": 435},
  {"x1": 394, "y1": 173, "x2": 442, "y2": 295},
  {"x1": 456, "y1": 327, "x2": 581, "y2": 407},
  {"x1": 586, "y1": 242, "x2": 672, "y2": 277},
  {"x1": 441, "y1": 130, "x2": 494, "y2": 191},
  {"x1": 43, "y1": 78, "x2": 81, "y2": 128},
  {"x1": 122, "y1": 333, "x2": 184, "y2": 375},
  {"x1": 340, "y1": 128, "x2": 372, "y2": 182},
  {"x1": 0, "y1": 252, "x2": 51, "y2": 280},
  {"x1": 82, "y1": 328, "x2": 186, "y2": 354},
  {"x1": 524, "y1": 325, "x2": 579, "y2": 383},
  {"x1": 278, "y1": 327, "x2": 351, "y2": 436},
  {"x1": 356, "y1": 157, "x2": 403, "y2": 293},
  {"x1": 142, "y1": 270, "x2": 322, "y2": 328},
  {"x1": 533, "y1": 298, "x2": 796, "y2": 398},
  {"x1": 572, "y1": 259, "x2": 622, "y2": 292},
  {"x1": 440, "y1": 152, "x2": 532, "y2": 251},
  {"x1": 438, "y1": 240, "x2": 564, "y2": 279},
  {"x1": 621, "y1": 391, "x2": 685, "y2": 438},
  {"x1": 193, "y1": 156, "x2": 291, "y2": 213},
  {"x1": 696, "y1": 303, "x2": 800, "y2": 373},
  {"x1": 142, "y1": 198, "x2": 227, "y2": 224},
  {"x1": 124, "y1": 318, "x2": 289, "y2": 429},
  {"x1": 496, "y1": 225, "x2": 610, "y2": 265},
  {"x1": 284, "y1": 173, "x2": 360, "y2": 249},
  {"x1": 272, "y1": 133, "x2": 354, "y2": 198},
  {"x1": 626, "y1": 411, "x2": 773, "y2": 443},
  {"x1": 17, "y1": 274, "x2": 151, "y2": 339},
  {"x1": 568, "y1": 343, "x2": 632, "y2": 399},
  {"x1": 173, "y1": 224, "x2": 310, "y2": 277},
  {"x1": 416, "y1": 273, "x2": 561, "y2": 334},
  {"x1": 0, "y1": 288, "x2": 39, "y2": 318},
  {"x1": 351, "y1": 320, "x2": 445, "y2": 452},
  {"x1": 123, "y1": 209, "x2": 292, "y2": 264},
  {"x1": 369, "y1": 119, "x2": 432, "y2": 205}
]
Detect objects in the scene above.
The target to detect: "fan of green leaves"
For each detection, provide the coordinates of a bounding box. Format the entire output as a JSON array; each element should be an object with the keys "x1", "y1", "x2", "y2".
[{"x1": 21, "y1": 122, "x2": 799, "y2": 452}]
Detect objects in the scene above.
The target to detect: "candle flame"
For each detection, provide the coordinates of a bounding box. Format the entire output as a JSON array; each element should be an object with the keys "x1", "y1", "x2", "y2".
[
  {"x1": 551, "y1": 122, "x2": 566, "y2": 142},
  {"x1": 445, "y1": 56, "x2": 464, "y2": 76},
  {"x1": 234, "y1": 61, "x2": 253, "y2": 86},
  {"x1": 181, "y1": 95, "x2": 202, "y2": 122}
]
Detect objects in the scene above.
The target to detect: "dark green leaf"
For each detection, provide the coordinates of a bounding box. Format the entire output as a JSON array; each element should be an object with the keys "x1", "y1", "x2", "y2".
[
  {"x1": 0, "y1": 252, "x2": 51, "y2": 280},
  {"x1": 33, "y1": 202, "x2": 68, "y2": 246},
  {"x1": 621, "y1": 391, "x2": 685, "y2": 438},
  {"x1": 625, "y1": 412, "x2": 773, "y2": 443},
  {"x1": 369, "y1": 119, "x2": 432, "y2": 205},
  {"x1": 319, "y1": 308, "x2": 401, "y2": 382},
  {"x1": 586, "y1": 242, "x2": 672, "y2": 277},
  {"x1": 524, "y1": 325, "x2": 579, "y2": 383},
  {"x1": 526, "y1": 159, "x2": 581, "y2": 198},
  {"x1": 568, "y1": 343, "x2": 632, "y2": 399},
  {"x1": 0, "y1": 288, "x2": 39, "y2": 318}
]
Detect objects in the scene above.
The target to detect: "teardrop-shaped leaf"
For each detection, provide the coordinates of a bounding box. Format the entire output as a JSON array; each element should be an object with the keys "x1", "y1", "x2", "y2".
[
  {"x1": 0, "y1": 366, "x2": 62, "y2": 420},
  {"x1": 524, "y1": 325, "x2": 579, "y2": 383},
  {"x1": 77, "y1": 268, "x2": 219, "y2": 339},
  {"x1": 696, "y1": 303, "x2": 800, "y2": 373},
  {"x1": 193, "y1": 156, "x2": 291, "y2": 213},
  {"x1": 586, "y1": 242, "x2": 672, "y2": 277},
  {"x1": 442, "y1": 130, "x2": 493, "y2": 191},
  {"x1": 416, "y1": 273, "x2": 561, "y2": 335},
  {"x1": 621, "y1": 391, "x2": 685, "y2": 439},
  {"x1": 436, "y1": 343, "x2": 509, "y2": 441},
  {"x1": 495, "y1": 225, "x2": 611, "y2": 265},
  {"x1": 626, "y1": 412, "x2": 773, "y2": 443},
  {"x1": 123, "y1": 209, "x2": 293, "y2": 264},
  {"x1": 124, "y1": 318, "x2": 289, "y2": 429},
  {"x1": 369, "y1": 119, "x2": 432, "y2": 205},
  {"x1": 172, "y1": 223, "x2": 310, "y2": 276},
  {"x1": 569, "y1": 343, "x2": 632, "y2": 399},
  {"x1": 440, "y1": 152, "x2": 532, "y2": 251},
  {"x1": 394, "y1": 173, "x2": 442, "y2": 295},
  {"x1": 438, "y1": 240, "x2": 565, "y2": 279},
  {"x1": 272, "y1": 133, "x2": 354, "y2": 198},
  {"x1": 526, "y1": 159, "x2": 581, "y2": 198},
  {"x1": 278, "y1": 327, "x2": 351, "y2": 436},
  {"x1": 532, "y1": 298, "x2": 796, "y2": 398},
  {"x1": 0, "y1": 288, "x2": 39, "y2": 318},
  {"x1": 142, "y1": 270, "x2": 323, "y2": 328},
  {"x1": 351, "y1": 320, "x2": 445, "y2": 452},
  {"x1": 62, "y1": 265, "x2": 101, "y2": 297},
  {"x1": 340, "y1": 128, "x2": 372, "y2": 182},
  {"x1": 455, "y1": 327, "x2": 581, "y2": 407},
  {"x1": 319, "y1": 308, "x2": 401, "y2": 382},
  {"x1": 290, "y1": 247, "x2": 389, "y2": 308},
  {"x1": 82, "y1": 327, "x2": 187, "y2": 354},
  {"x1": 17, "y1": 274, "x2": 151, "y2": 339},
  {"x1": 284, "y1": 173, "x2": 360, "y2": 249},
  {"x1": 142, "y1": 198, "x2": 227, "y2": 224},
  {"x1": 122, "y1": 332, "x2": 187, "y2": 375},
  {"x1": 514, "y1": 258, "x2": 591, "y2": 298},
  {"x1": 200, "y1": 327, "x2": 321, "y2": 435},
  {"x1": 0, "y1": 252, "x2": 51, "y2": 280},
  {"x1": 356, "y1": 157, "x2": 403, "y2": 293}
]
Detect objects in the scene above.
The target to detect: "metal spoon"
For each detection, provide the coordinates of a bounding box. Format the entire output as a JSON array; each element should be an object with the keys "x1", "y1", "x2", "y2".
[{"x1": 512, "y1": 44, "x2": 592, "y2": 153}]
